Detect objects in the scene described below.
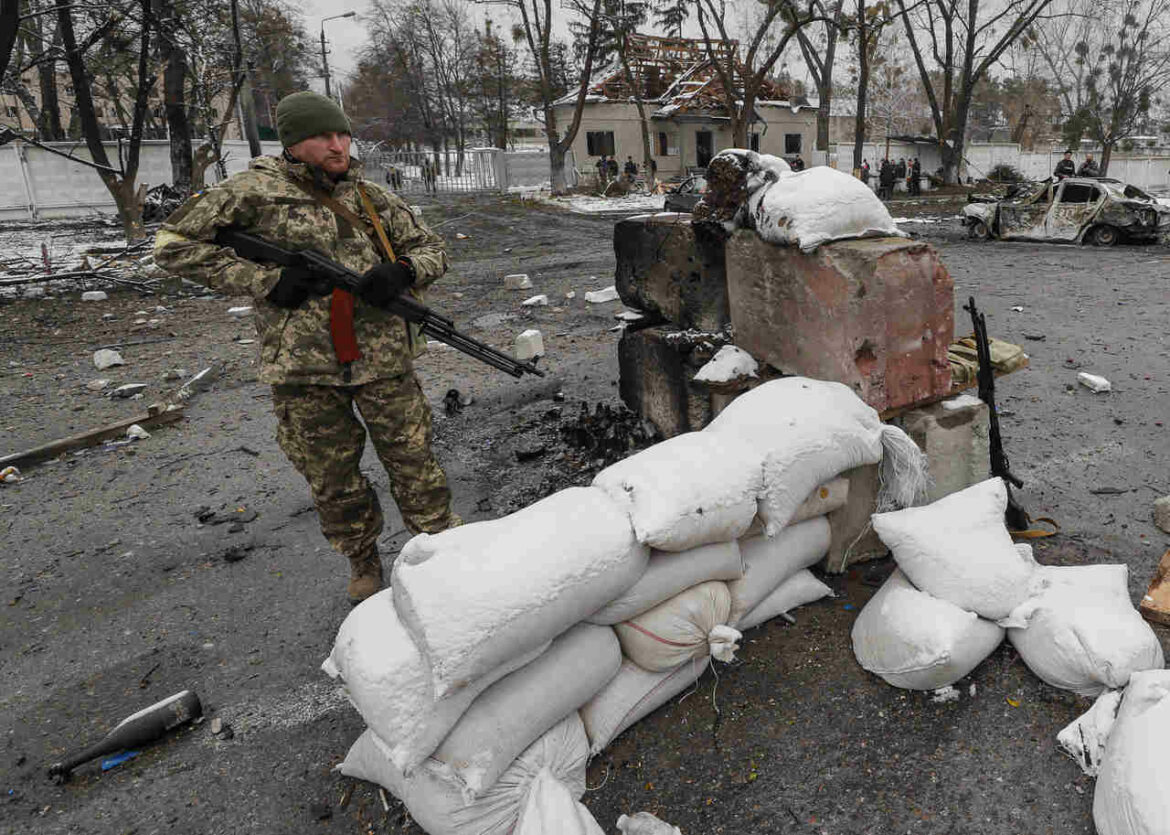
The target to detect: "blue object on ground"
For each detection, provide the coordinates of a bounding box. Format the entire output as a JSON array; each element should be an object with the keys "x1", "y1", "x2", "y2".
[{"x1": 100, "y1": 751, "x2": 140, "y2": 771}]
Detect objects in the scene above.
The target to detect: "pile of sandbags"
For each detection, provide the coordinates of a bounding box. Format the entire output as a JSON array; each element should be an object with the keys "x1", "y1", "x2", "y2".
[
  {"x1": 854, "y1": 477, "x2": 1164, "y2": 696},
  {"x1": 324, "y1": 377, "x2": 929, "y2": 834}
]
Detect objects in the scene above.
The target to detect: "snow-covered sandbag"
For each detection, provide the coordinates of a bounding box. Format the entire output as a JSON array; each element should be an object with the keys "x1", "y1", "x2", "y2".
[
  {"x1": 1058, "y1": 689, "x2": 1123, "y2": 777},
  {"x1": 706, "y1": 378, "x2": 928, "y2": 536},
  {"x1": 617, "y1": 811, "x2": 684, "y2": 835},
  {"x1": 588, "y1": 541, "x2": 743, "y2": 626},
  {"x1": 728, "y1": 518, "x2": 831, "y2": 625},
  {"x1": 717, "y1": 151, "x2": 904, "y2": 252},
  {"x1": 339, "y1": 714, "x2": 589, "y2": 835},
  {"x1": 430, "y1": 623, "x2": 621, "y2": 800},
  {"x1": 515, "y1": 767, "x2": 605, "y2": 835},
  {"x1": 742, "y1": 477, "x2": 850, "y2": 537},
  {"x1": 392, "y1": 487, "x2": 647, "y2": 698},
  {"x1": 1006, "y1": 564, "x2": 1164, "y2": 696},
  {"x1": 737, "y1": 569, "x2": 833, "y2": 631},
  {"x1": 872, "y1": 478, "x2": 1038, "y2": 620},
  {"x1": 1093, "y1": 670, "x2": 1170, "y2": 835},
  {"x1": 614, "y1": 581, "x2": 740, "y2": 672},
  {"x1": 851, "y1": 570, "x2": 1005, "y2": 690},
  {"x1": 580, "y1": 656, "x2": 709, "y2": 755},
  {"x1": 593, "y1": 432, "x2": 762, "y2": 552},
  {"x1": 321, "y1": 590, "x2": 548, "y2": 773}
]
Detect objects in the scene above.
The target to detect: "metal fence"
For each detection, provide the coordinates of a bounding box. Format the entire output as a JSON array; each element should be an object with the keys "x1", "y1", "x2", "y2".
[{"x1": 365, "y1": 149, "x2": 500, "y2": 194}]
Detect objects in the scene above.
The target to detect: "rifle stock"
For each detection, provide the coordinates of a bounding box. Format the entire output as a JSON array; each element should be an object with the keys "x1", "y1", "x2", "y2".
[{"x1": 213, "y1": 227, "x2": 543, "y2": 378}]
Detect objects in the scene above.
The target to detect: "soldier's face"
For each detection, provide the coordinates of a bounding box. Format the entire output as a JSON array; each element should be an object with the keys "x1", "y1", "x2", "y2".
[{"x1": 288, "y1": 131, "x2": 352, "y2": 175}]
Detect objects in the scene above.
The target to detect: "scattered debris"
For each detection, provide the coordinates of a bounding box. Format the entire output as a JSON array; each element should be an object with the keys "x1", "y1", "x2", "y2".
[
  {"x1": 444, "y1": 388, "x2": 473, "y2": 417},
  {"x1": 220, "y1": 544, "x2": 253, "y2": 563},
  {"x1": 93, "y1": 349, "x2": 125, "y2": 370},
  {"x1": 522, "y1": 294, "x2": 549, "y2": 307},
  {"x1": 99, "y1": 751, "x2": 140, "y2": 772},
  {"x1": 585, "y1": 286, "x2": 620, "y2": 304},
  {"x1": 0, "y1": 466, "x2": 21, "y2": 484},
  {"x1": 0, "y1": 405, "x2": 184, "y2": 469},
  {"x1": 1140, "y1": 549, "x2": 1170, "y2": 626},
  {"x1": 111, "y1": 383, "x2": 147, "y2": 399},
  {"x1": 80, "y1": 291, "x2": 108, "y2": 302},
  {"x1": 227, "y1": 306, "x2": 252, "y2": 319},
  {"x1": 1011, "y1": 306, "x2": 1024, "y2": 312},
  {"x1": 196, "y1": 506, "x2": 258, "y2": 526},
  {"x1": 456, "y1": 233, "x2": 469, "y2": 240},
  {"x1": 615, "y1": 310, "x2": 645, "y2": 322},
  {"x1": 565, "y1": 290, "x2": 577, "y2": 300},
  {"x1": 1153, "y1": 497, "x2": 1170, "y2": 534},
  {"x1": 931, "y1": 686, "x2": 960, "y2": 704},
  {"x1": 504, "y1": 273, "x2": 533, "y2": 290},
  {"x1": 126, "y1": 424, "x2": 151, "y2": 441},
  {"x1": 1077, "y1": 372, "x2": 1112, "y2": 393},
  {"x1": 516, "y1": 444, "x2": 547, "y2": 462},
  {"x1": 515, "y1": 329, "x2": 545, "y2": 361},
  {"x1": 1023, "y1": 332, "x2": 1046, "y2": 341},
  {"x1": 1090, "y1": 486, "x2": 1129, "y2": 495}
]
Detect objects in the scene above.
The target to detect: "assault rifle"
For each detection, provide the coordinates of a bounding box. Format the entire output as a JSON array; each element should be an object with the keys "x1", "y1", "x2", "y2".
[{"x1": 214, "y1": 228, "x2": 544, "y2": 379}]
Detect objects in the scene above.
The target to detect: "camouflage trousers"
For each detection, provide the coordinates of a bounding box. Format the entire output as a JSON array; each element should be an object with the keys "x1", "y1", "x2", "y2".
[{"x1": 272, "y1": 373, "x2": 460, "y2": 560}]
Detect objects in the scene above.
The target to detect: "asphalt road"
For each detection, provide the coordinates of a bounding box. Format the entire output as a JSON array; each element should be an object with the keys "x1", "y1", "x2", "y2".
[{"x1": 0, "y1": 197, "x2": 1166, "y2": 835}]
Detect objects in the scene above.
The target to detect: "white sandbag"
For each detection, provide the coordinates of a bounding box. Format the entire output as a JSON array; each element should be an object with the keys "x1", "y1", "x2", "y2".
[
  {"x1": 614, "y1": 581, "x2": 740, "y2": 672},
  {"x1": 872, "y1": 478, "x2": 1038, "y2": 620},
  {"x1": 431, "y1": 623, "x2": 621, "y2": 800},
  {"x1": 737, "y1": 569, "x2": 834, "y2": 631},
  {"x1": 728, "y1": 518, "x2": 831, "y2": 625},
  {"x1": 580, "y1": 656, "x2": 709, "y2": 755},
  {"x1": 1006, "y1": 564, "x2": 1164, "y2": 696},
  {"x1": 617, "y1": 811, "x2": 684, "y2": 834},
  {"x1": 338, "y1": 714, "x2": 589, "y2": 835},
  {"x1": 593, "y1": 431, "x2": 763, "y2": 552},
  {"x1": 321, "y1": 590, "x2": 548, "y2": 773},
  {"x1": 741, "y1": 477, "x2": 850, "y2": 537},
  {"x1": 851, "y1": 570, "x2": 1005, "y2": 690},
  {"x1": 515, "y1": 768, "x2": 606, "y2": 835},
  {"x1": 1057, "y1": 689, "x2": 1123, "y2": 777},
  {"x1": 588, "y1": 541, "x2": 743, "y2": 626},
  {"x1": 706, "y1": 378, "x2": 927, "y2": 536},
  {"x1": 1093, "y1": 670, "x2": 1170, "y2": 835},
  {"x1": 392, "y1": 486, "x2": 647, "y2": 698}
]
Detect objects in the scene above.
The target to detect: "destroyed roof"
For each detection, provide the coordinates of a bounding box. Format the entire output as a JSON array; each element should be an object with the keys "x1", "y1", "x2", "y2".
[{"x1": 553, "y1": 34, "x2": 811, "y2": 118}]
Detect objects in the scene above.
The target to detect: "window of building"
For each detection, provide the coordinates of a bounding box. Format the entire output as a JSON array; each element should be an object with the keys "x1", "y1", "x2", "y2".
[
  {"x1": 696, "y1": 130, "x2": 713, "y2": 167},
  {"x1": 5, "y1": 106, "x2": 17, "y2": 117},
  {"x1": 586, "y1": 130, "x2": 615, "y2": 156},
  {"x1": 749, "y1": 132, "x2": 760, "y2": 152},
  {"x1": 784, "y1": 133, "x2": 802, "y2": 154},
  {"x1": 657, "y1": 131, "x2": 669, "y2": 156}
]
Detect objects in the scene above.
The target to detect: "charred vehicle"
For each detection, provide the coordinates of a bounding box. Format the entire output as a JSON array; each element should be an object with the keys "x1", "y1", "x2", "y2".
[
  {"x1": 961, "y1": 177, "x2": 1170, "y2": 246},
  {"x1": 663, "y1": 175, "x2": 707, "y2": 213}
]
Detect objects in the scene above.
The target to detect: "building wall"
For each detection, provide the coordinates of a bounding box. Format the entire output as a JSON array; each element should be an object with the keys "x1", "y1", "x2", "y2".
[{"x1": 553, "y1": 102, "x2": 817, "y2": 181}]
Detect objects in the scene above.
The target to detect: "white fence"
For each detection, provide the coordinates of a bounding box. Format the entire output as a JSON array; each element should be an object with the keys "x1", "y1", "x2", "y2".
[{"x1": 0, "y1": 141, "x2": 576, "y2": 220}]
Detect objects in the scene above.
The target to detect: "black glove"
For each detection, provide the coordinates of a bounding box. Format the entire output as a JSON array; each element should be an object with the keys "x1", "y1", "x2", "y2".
[
  {"x1": 357, "y1": 259, "x2": 414, "y2": 309},
  {"x1": 267, "y1": 264, "x2": 326, "y2": 309}
]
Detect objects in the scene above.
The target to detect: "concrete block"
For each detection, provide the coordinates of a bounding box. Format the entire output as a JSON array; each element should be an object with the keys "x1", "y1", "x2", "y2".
[
  {"x1": 725, "y1": 232, "x2": 954, "y2": 414},
  {"x1": 824, "y1": 465, "x2": 888, "y2": 573},
  {"x1": 613, "y1": 213, "x2": 729, "y2": 331},
  {"x1": 1154, "y1": 496, "x2": 1170, "y2": 534},
  {"x1": 618, "y1": 326, "x2": 729, "y2": 438},
  {"x1": 898, "y1": 393, "x2": 990, "y2": 503},
  {"x1": 504, "y1": 274, "x2": 532, "y2": 290},
  {"x1": 515, "y1": 329, "x2": 544, "y2": 360}
]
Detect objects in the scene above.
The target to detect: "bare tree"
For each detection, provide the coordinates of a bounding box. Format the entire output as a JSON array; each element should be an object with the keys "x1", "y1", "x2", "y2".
[
  {"x1": 1033, "y1": 0, "x2": 1170, "y2": 173},
  {"x1": 0, "y1": 0, "x2": 18, "y2": 81},
  {"x1": 895, "y1": 0, "x2": 1055, "y2": 183},
  {"x1": 795, "y1": 0, "x2": 843, "y2": 153}
]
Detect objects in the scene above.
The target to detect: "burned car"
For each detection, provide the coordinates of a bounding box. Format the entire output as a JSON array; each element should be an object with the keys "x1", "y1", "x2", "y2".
[
  {"x1": 961, "y1": 177, "x2": 1170, "y2": 246},
  {"x1": 663, "y1": 174, "x2": 707, "y2": 213}
]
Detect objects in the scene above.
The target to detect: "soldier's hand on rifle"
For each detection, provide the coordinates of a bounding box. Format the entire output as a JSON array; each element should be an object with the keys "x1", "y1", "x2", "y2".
[
  {"x1": 266, "y1": 263, "x2": 330, "y2": 309},
  {"x1": 357, "y1": 260, "x2": 414, "y2": 309}
]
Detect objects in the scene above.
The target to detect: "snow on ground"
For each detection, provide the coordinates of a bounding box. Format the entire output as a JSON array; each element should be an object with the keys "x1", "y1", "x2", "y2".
[
  {"x1": 541, "y1": 193, "x2": 666, "y2": 214},
  {"x1": 0, "y1": 219, "x2": 127, "y2": 276},
  {"x1": 891, "y1": 216, "x2": 943, "y2": 224}
]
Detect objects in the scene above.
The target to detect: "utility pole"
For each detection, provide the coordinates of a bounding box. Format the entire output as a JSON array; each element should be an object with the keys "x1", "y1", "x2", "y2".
[{"x1": 320, "y1": 12, "x2": 356, "y2": 101}]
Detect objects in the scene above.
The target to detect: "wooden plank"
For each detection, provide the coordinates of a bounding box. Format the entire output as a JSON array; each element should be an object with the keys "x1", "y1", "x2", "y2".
[
  {"x1": 1140, "y1": 549, "x2": 1170, "y2": 627},
  {"x1": 0, "y1": 406, "x2": 185, "y2": 469}
]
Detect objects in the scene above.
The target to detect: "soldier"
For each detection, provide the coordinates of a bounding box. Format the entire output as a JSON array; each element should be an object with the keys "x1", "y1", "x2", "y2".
[{"x1": 154, "y1": 91, "x2": 461, "y2": 605}]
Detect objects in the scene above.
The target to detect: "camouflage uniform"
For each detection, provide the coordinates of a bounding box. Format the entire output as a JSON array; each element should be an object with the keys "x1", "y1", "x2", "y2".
[{"x1": 154, "y1": 155, "x2": 460, "y2": 576}]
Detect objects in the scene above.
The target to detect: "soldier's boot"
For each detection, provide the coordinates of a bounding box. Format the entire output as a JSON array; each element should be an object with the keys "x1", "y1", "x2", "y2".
[{"x1": 346, "y1": 546, "x2": 383, "y2": 606}]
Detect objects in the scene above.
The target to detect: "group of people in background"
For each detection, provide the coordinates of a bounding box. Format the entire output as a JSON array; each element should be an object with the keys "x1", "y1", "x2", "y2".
[
  {"x1": 861, "y1": 157, "x2": 921, "y2": 200},
  {"x1": 1053, "y1": 151, "x2": 1100, "y2": 179},
  {"x1": 383, "y1": 159, "x2": 438, "y2": 195},
  {"x1": 596, "y1": 154, "x2": 658, "y2": 187}
]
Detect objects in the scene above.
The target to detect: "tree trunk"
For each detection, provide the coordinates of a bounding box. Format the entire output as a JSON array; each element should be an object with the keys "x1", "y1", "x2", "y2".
[
  {"x1": 1100, "y1": 142, "x2": 1113, "y2": 176},
  {"x1": 619, "y1": 48, "x2": 656, "y2": 189},
  {"x1": 816, "y1": 87, "x2": 831, "y2": 155},
  {"x1": 238, "y1": 73, "x2": 263, "y2": 158},
  {"x1": 0, "y1": 0, "x2": 18, "y2": 82},
  {"x1": 154, "y1": 0, "x2": 193, "y2": 194},
  {"x1": 549, "y1": 143, "x2": 568, "y2": 193},
  {"x1": 853, "y1": 24, "x2": 870, "y2": 172}
]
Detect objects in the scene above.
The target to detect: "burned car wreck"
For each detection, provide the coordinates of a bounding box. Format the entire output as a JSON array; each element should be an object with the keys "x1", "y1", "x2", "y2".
[{"x1": 962, "y1": 177, "x2": 1170, "y2": 246}]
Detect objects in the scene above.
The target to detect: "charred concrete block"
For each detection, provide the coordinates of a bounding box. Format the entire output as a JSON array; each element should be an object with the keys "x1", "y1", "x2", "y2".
[
  {"x1": 824, "y1": 465, "x2": 888, "y2": 573},
  {"x1": 898, "y1": 394, "x2": 990, "y2": 503},
  {"x1": 618, "y1": 325, "x2": 730, "y2": 438},
  {"x1": 725, "y1": 232, "x2": 954, "y2": 414},
  {"x1": 613, "y1": 213, "x2": 730, "y2": 332}
]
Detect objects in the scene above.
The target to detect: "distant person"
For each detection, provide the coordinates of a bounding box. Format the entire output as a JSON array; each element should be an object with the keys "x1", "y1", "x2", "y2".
[
  {"x1": 596, "y1": 155, "x2": 609, "y2": 185},
  {"x1": 421, "y1": 157, "x2": 437, "y2": 194},
  {"x1": 624, "y1": 156, "x2": 637, "y2": 182},
  {"x1": 860, "y1": 159, "x2": 870, "y2": 186},
  {"x1": 895, "y1": 157, "x2": 907, "y2": 182},
  {"x1": 607, "y1": 156, "x2": 619, "y2": 180},
  {"x1": 912, "y1": 158, "x2": 922, "y2": 194},
  {"x1": 791, "y1": 154, "x2": 805, "y2": 171},
  {"x1": 878, "y1": 159, "x2": 895, "y2": 200},
  {"x1": 1078, "y1": 153, "x2": 1100, "y2": 177},
  {"x1": 1054, "y1": 151, "x2": 1076, "y2": 179}
]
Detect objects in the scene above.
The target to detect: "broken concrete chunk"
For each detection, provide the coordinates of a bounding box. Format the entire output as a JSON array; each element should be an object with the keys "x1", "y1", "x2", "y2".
[
  {"x1": 81, "y1": 291, "x2": 108, "y2": 302},
  {"x1": 504, "y1": 273, "x2": 533, "y2": 290},
  {"x1": 522, "y1": 294, "x2": 549, "y2": 307},
  {"x1": 1077, "y1": 372, "x2": 1112, "y2": 393},
  {"x1": 23, "y1": 286, "x2": 45, "y2": 299},
  {"x1": 515, "y1": 329, "x2": 545, "y2": 360},
  {"x1": 1154, "y1": 496, "x2": 1170, "y2": 535},
  {"x1": 126, "y1": 424, "x2": 151, "y2": 441},
  {"x1": 93, "y1": 349, "x2": 125, "y2": 370},
  {"x1": 86, "y1": 379, "x2": 110, "y2": 391},
  {"x1": 227, "y1": 306, "x2": 253, "y2": 319},
  {"x1": 585, "y1": 286, "x2": 620, "y2": 304},
  {"x1": 565, "y1": 290, "x2": 577, "y2": 299},
  {"x1": 111, "y1": 383, "x2": 147, "y2": 399}
]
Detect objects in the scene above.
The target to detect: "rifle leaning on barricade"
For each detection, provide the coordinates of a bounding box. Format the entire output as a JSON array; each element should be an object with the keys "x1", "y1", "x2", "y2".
[{"x1": 214, "y1": 228, "x2": 544, "y2": 379}]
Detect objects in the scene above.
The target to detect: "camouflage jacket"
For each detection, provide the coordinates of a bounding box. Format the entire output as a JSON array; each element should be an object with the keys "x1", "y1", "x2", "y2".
[{"x1": 154, "y1": 155, "x2": 448, "y2": 386}]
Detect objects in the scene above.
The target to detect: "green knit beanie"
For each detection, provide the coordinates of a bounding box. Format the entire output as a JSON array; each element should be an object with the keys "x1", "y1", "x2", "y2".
[{"x1": 276, "y1": 91, "x2": 351, "y2": 148}]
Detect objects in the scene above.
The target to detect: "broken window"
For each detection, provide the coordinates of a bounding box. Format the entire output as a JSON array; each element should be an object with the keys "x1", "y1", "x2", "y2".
[
  {"x1": 696, "y1": 130, "x2": 713, "y2": 167},
  {"x1": 785, "y1": 133, "x2": 802, "y2": 154},
  {"x1": 586, "y1": 131, "x2": 615, "y2": 157},
  {"x1": 1060, "y1": 183, "x2": 1099, "y2": 204},
  {"x1": 750, "y1": 132, "x2": 760, "y2": 152}
]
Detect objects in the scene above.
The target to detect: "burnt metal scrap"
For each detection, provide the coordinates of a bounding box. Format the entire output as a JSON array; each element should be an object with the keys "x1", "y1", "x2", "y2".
[{"x1": 559, "y1": 401, "x2": 660, "y2": 468}]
